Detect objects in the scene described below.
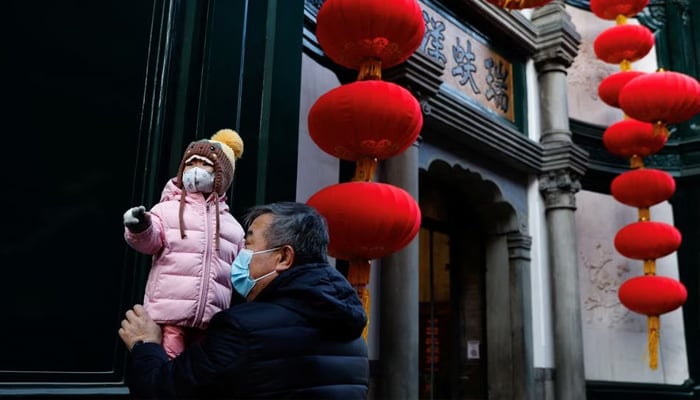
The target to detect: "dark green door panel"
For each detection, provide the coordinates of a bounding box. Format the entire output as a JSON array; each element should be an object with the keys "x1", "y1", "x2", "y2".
[
  {"x1": 0, "y1": 0, "x2": 158, "y2": 393},
  {"x1": 0, "y1": 0, "x2": 304, "y2": 396}
]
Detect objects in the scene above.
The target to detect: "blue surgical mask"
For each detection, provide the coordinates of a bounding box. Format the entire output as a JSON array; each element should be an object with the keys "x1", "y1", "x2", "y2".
[{"x1": 231, "y1": 247, "x2": 282, "y2": 298}]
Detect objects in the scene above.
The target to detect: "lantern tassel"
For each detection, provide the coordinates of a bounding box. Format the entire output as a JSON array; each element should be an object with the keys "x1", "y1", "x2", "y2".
[
  {"x1": 643, "y1": 259, "x2": 656, "y2": 276},
  {"x1": 638, "y1": 207, "x2": 650, "y2": 222},
  {"x1": 630, "y1": 155, "x2": 645, "y2": 169},
  {"x1": 653, "y1": 122, "x2": 668, "y2": 138},
  {"x1": 619, "y1": 59, "x2": 632, "y2": 72},
  {"x1": 357, "y1": 58, "x2": 382, "y2": 81},
  {"x1": 648, "y1": 315, "x2": 660, "y2": 370},
  {"x1": 502, "y1": 0, "x2": 525, "y2": 9},
  {"x1": 352, "y1": 157, "x2": 378, "y2": 182},
  {"x1": 348, "y1": 259, "x2": 371, "y2": 341}
]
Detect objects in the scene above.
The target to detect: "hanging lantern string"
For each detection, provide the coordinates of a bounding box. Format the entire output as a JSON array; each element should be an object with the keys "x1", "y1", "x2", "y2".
[
  {"x1": 357, "y1": 58, "x2": 382, "y2": 81},
  {"x1": 648, "y1": 315, "x2": 660, "y2": 370},
  {"x1": 348, "y1": 259, "x2": 372, "y2": 340}
]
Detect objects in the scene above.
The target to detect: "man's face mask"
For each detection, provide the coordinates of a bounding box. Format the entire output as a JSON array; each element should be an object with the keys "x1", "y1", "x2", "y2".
[
  {"x1": 182, "y1": 167, "x2": 215, "y2": 193},
  {"x1": 231, "y1": 247, "x2": 282, "y2": 298}
]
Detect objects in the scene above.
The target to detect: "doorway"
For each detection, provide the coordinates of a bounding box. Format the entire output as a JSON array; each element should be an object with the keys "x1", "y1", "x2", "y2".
[{"x1": 419, "y1": 172, "x2": 488, "y2": 400}]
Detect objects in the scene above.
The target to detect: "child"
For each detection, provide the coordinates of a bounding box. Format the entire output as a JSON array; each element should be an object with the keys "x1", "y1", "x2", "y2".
[{"x1": 123, "y1": 129, "x2": 245, "y2": 358}]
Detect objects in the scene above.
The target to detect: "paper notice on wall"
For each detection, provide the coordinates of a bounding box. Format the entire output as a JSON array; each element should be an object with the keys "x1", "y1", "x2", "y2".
[{"x1": 467, "y1": 340, "x2": 480, "y2": 360}]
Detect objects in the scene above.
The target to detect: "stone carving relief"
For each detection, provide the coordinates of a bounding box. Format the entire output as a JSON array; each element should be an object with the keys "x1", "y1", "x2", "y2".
[{"x1": 579, "y1": 241, "x2": 633, "y2": 328}]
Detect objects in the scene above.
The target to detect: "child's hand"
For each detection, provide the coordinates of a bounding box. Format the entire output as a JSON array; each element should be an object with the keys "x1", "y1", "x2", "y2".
[{"x1": 123, "y1": 206, "x2": 152, "y2": 233}]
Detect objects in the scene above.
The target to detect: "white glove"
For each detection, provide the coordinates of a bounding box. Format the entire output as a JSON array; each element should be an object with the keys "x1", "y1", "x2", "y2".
[{"x1": 123, "y1": 206, "x2": 151, "y2": 233}]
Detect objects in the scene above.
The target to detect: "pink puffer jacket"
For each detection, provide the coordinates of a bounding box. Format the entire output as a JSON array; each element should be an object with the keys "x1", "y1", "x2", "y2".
[{"x1": 124, "y1": 179, "x2": 245, "y2": 328}]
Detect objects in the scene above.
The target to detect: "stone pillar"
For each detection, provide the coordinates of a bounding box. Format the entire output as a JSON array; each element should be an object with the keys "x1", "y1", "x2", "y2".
[
  {"x1": 507, "y1": 233, "x2": 534, "y2": 400},
  {"x1": 379, "y1": 141, "x2": 420, "y2": 400},
  {"x1": 531, "y1": 2, "x2": 588, "y2": 399}
]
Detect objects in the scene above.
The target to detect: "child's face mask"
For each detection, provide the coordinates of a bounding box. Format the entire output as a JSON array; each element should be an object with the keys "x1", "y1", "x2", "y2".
[{"x1": 182, "y1": 167, "x2": 215, "y2": 193}]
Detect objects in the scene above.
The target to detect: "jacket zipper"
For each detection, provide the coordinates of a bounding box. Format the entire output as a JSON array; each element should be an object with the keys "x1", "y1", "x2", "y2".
[{"x1": 194, "y1": 202, "x2": 213, "y2": 326}]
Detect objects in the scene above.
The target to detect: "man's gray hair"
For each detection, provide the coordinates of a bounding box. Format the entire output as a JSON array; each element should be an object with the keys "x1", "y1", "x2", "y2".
[{"x1": 242, "y1": 202, "x2": 329, "y2": 265}]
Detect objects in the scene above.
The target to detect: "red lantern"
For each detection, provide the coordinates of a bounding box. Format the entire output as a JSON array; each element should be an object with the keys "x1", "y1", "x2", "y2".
[
  {"x1": 316, "y1": 0, "x2": 425, "y2": 71},
  {"x1": 619, "y1": 275, "x2": 687, "y2": 316},
  {"x1": 619, "y1": 70, "x2": 700, "y2": 125},
  {"x1": 602, "y1": 119, "x2": 667, "y2": 158},
  {"x1": 611, "y1": 169, "x2": 676, "y2": 208},
  {"x1": 618, "y1": 275, "x2": 686, "y2": 370},
  {"x1": 614, "y1": 221, "x2": 681, "y2": 260},
  {"x1": 598, "y1": 71, "x2": 647, "y2": 109},
  {"x1": 594, "y1": 24, "x2": 655, "y2": 64},
  {"x1": 589, "y1": 0, "x2": 649, "y2": 20},
  {"x1": 306, "y1": 182, "x2": 421, "y2": 261},
  {"x1": 308, "y1": 80, "x2": 423, "y2": 161},
  {"x1": 484, "y1": 0, "x2": 554, "y2": 9}
]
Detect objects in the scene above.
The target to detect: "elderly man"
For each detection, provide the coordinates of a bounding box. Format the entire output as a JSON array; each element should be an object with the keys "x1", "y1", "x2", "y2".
[{"x1": 119, "y1": 202, "x2": 369, "y2": 399}]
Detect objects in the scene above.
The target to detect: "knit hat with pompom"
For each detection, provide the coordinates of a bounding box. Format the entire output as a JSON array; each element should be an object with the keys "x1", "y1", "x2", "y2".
[
  {"x1": 175, "y1": 129, "x2": 244, "y2": 196},
  {"x1": 175, "y1": 129, "x2": 244, "y2": 245}
]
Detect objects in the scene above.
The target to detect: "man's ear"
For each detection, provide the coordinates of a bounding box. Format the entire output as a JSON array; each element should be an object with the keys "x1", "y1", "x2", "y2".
[{"x1": 275, "y1": 245, "x2": 295, "y2": 271}]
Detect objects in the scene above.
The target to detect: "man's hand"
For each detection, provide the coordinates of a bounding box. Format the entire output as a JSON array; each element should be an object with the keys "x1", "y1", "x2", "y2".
[{"x1": 118, "y1": 304, "x2": 162, "y2": 351}]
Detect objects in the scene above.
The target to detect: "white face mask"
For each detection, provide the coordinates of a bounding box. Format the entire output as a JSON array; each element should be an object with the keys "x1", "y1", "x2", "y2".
[{"x1": 182, "y1": 167, "x2": 215, "y2": 193}]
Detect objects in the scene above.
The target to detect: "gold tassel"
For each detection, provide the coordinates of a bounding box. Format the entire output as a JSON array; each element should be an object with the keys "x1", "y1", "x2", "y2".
[
  {"x1": 502, "y1": 0, "x2": 526, "y2": 9},
  {"x1": 653, "y1": 121, "x2": 668, "y2": 138},
  {"x1": 348, "y1": 260, "x2": 371, "y2": 341},
  {"x1": 616, "y1": 15, "x2": 628, "y2": 25},
  {"x1": 352, "y1": 157, "x2": 378, "y2": 182},
  {"x1": 357, "y1": 58, "x2": 382, "y2": 81},
  {"x1": 630, "y1": 155, "x2": 645, "y2": 169},
  {"x1": 638, "y1": 207, "x2": 650, "y2": 222},
  {"x1": 620, "y1": 59, "x2": 632, "y2": 72},
  {"x1": 648, "y1": 315, "x2": 660, "y2": 370},
  {"x1": 643, "y1": 259, "x2": 656, "y2": 276}
]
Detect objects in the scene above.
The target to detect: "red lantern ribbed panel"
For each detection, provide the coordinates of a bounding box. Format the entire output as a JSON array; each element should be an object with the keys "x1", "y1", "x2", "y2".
[
  {"x1": 593, "y1": 24, "x2": 654, "y2": 64},
  {"x1": 614, "y1": 221, "x2": 681, "y2": 260},
  {"x1": 619, "y1": 71, "x2": 700, "y2": 124},
  {"x1": 619, "y1": 276, "x2": 687, "y2": 316},
  {"x1": 306, "y1": 182, "x2": 421, "y2": 261},
  {"x1": 602, "y1": 119, "x2": 666, "y2": 158},
  {"x1": 483, "y1": 0, "x2": 553, "y2": 9},
  {"x1": 308, "y1": 80, "x2": 423, "y2": 161},
  {"x1": 598, "y1": 71, "x2": 647, "y2": 109},
  {"x1": 589, "y1": 0, "x2": 649, "y2": 20},
  {"x1": 611, "y1": 169, "x2": 676, "y2": 208},
  {"x1": 316, "y1": 0, "x2": 425, "y2": 70}
]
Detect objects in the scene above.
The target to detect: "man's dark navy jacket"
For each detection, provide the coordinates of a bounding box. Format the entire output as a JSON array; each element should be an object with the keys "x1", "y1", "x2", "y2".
[{"x1": 127, "y1": 262, "x2": 369, "y2": 399}]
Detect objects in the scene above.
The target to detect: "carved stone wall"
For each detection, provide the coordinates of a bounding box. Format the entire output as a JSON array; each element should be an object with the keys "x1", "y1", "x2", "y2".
[{"x1": 575, "y1": 190, "x2": 689, "y2": 384}]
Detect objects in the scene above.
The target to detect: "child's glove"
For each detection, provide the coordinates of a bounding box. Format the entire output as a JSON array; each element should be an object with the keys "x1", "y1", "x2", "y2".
[{"x1": 123, "y1": 206, "x2": 151, "y2": 233}]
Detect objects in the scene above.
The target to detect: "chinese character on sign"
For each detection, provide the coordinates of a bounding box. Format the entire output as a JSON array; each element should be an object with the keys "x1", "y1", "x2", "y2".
[
  {"x1": 451, "y1": 37, "x2": 480, "y2": 95},
  {"x1": 484, "y1": 58, "x2": 509, "y2": 112},
  {"x1": 420, "y1": 10, "x2": 447, "y2": 64}
]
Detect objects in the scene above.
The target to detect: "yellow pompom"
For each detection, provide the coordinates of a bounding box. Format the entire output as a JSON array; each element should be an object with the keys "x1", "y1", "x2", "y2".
[{"x1": 211, "y1": 129, "x2": 244, "y2": 159}]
